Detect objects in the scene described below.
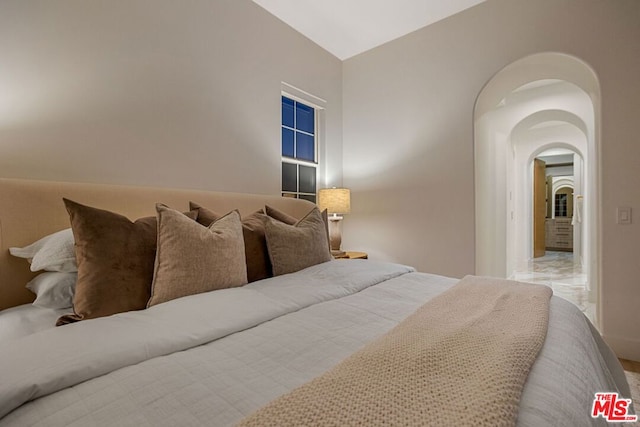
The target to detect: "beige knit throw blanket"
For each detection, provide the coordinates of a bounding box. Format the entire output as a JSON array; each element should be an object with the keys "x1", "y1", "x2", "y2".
[{"x1": 237, "y1": 275, "x2": 553, "y2": 427}]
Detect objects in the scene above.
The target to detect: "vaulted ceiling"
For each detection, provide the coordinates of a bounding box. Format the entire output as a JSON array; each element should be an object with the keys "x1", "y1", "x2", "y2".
[{"x1": 252, "y1": 0, "x2": 486, "y2": 60}]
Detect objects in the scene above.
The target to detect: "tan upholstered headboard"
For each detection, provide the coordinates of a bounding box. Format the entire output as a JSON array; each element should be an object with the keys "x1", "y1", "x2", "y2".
[{"x1": 0, "y1": 178, "x2": 315, "y2": 311}]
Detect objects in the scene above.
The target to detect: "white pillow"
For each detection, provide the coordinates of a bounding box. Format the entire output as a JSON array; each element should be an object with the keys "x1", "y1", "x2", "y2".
[
  {"x1": 9, "y1": 228, "x2": 77, "y2": 272},
  {"x1": 26, "y1": 272, "x2": 77, "y2": 309}
]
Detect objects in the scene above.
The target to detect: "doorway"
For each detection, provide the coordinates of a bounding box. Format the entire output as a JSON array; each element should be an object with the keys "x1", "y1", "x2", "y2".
[
  {"x1": 514, "y1": 148, "x2": 594, "y2": 322},
  {"x1": 533, "y1": 149, "x2": 581, "y2": 258},
  {"x1": 474, "y1": 52, "x2": 601, "y2": 326}
]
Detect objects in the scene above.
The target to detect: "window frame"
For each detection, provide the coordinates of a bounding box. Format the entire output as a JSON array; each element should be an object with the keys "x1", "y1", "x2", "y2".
[
  {"x1": 280, "y1": 84, "x2": 325, "y2": 203},
  {"x1": 281, "y1": 94, "x2": 318, "y2": 164}
]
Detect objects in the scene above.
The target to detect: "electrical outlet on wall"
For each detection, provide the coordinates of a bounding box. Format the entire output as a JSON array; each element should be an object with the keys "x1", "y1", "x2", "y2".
[{"x1": 617, "y1": 207, "x2": 632, "y2": 225}]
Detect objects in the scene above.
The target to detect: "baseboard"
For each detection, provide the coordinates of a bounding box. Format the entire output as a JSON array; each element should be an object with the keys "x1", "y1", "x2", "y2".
[
  {"x1": 619, "y1": 358, "x2": 640, "y2": 373},
  {"x1": 603, "y1": 334, "x2": 640, "y2": 362}
]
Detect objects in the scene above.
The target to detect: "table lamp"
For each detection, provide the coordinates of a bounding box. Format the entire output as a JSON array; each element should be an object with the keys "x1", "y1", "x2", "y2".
[{"x1": 318, "y1": 187, "x2": 351, "y2": 257}]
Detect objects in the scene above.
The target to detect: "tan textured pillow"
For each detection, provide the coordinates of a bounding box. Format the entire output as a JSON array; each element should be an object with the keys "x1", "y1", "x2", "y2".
[
  {"x1": 265, "y1": 207, "x2": 332, "y2": 276},
  {"x1": 190, "y1": 202, "x2": 271, "y2": 283},
  {"x1": 148, "y1": 205, "x2": 247, "y2": 307},
  {"x1": 266, "y1": 205, "x2": 331, "y2": 251},
  {"x1": 57, "y1": 199, "x2": 196, "y2": 325}
]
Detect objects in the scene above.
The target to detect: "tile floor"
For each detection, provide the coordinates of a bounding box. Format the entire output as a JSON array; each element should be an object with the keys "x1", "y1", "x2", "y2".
[{"x1": 511, "y1": 251, "x2": 596, "y2": 324}]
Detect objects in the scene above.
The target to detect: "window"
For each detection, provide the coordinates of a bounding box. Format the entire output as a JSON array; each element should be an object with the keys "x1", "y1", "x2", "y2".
[
  {"x1": 555, "y1": 193, "x2": 568, "y2": 217},
  {"x1": 281, "y1": 95, "x2": 317, "y2": 202}
]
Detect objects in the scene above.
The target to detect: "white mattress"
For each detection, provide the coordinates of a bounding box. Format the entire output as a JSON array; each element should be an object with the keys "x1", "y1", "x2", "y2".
[{"x1": 0, "y1": 260, "x2": 631, "y2": 426}]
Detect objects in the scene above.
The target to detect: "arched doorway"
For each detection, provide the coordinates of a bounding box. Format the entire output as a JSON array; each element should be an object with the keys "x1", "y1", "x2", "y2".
[{"x1": 474, "y1": 52, "x2": 601, "y2": 325}]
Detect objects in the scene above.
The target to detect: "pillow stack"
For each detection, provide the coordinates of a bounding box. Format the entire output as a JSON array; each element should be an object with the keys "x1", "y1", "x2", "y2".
[
  {"x1": 9, "y1": 198, "x2": 332, "y2": 326},
  {"x1": 9, "y1": 229, "x2": 78, "y2": 310}
]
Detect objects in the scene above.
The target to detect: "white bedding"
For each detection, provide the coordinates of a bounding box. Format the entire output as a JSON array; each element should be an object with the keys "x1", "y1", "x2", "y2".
[
  {"x1": 0, "y1": 260, "x2": 631, "y2": 426},
  {"x1": 0, "y1": 304, "x2": 67, "y2": 343}
]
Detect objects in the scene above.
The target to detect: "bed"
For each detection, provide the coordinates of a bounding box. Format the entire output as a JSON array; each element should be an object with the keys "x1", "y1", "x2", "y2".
[{"x1": 0, "y1": 178, "x2": 634, "y2": 426}]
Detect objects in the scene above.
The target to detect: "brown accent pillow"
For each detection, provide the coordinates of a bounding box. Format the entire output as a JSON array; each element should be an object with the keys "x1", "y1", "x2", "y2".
[
  {"x1": 264, "y1": 207, "x2": 332, "y2": 276},
  {"x1": 148, "y1": 205, "x2": 247, "y2": 307},
  {"x1": 190, "y1": 202, "x2": 271, "y2": 283},
  {"x1": 57, "y1": 199, "x2": 196, "y2": 326},
  {"x1": 264, "y1": 205, "x2": 298, "y2": 225},
  {"x1": 265, "y1": 205, "x2": 331, "y2": 251}
]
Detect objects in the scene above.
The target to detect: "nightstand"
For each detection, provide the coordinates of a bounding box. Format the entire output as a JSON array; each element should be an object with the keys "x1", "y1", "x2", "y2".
[{"x1": 335, "y1": 251, "x2": 368, "y2": 260}]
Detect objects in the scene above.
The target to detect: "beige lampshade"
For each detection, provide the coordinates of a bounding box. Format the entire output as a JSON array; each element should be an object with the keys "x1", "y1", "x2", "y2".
[{"x1": 318, "y1": 188, "x2": 351, "y2": 214}]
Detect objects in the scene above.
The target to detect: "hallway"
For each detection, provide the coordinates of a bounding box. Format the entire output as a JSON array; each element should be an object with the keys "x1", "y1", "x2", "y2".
[{"x1": 512, "y1": 251, "x2": 595, "y2": 324}]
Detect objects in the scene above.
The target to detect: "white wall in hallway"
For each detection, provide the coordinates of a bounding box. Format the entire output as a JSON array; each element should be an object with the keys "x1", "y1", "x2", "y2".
[
  {"x1": 476, "y1": 76, "x2": 593, "y2": 278},
  {"x1": 343, "y1": 0, "x2": 640, "y2": 360}
]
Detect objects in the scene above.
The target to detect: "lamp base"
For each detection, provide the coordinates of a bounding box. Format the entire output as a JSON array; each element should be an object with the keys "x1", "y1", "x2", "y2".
[{"x1": 328, "y1": 217, "x2": 343, "y2": 256}]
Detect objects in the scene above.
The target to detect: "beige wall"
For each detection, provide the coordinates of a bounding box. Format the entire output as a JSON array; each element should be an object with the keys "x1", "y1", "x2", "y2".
[
  {"x1": 0, "y1": 0, "x2": 343, "y2": 194},
  {"x1": 342, "y1": 0, "x2": 640, "y2": 359}
]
